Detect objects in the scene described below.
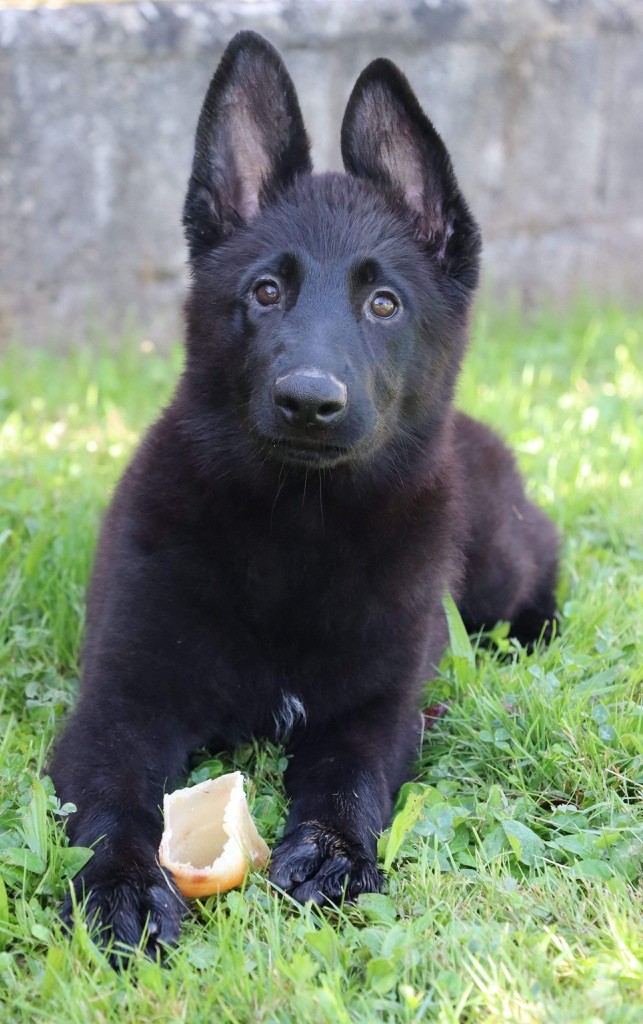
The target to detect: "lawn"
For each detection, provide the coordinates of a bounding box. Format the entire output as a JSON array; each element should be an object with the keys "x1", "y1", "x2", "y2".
[{"x1": 0, "y1": 305, "x2": 641, "y2": 1023}]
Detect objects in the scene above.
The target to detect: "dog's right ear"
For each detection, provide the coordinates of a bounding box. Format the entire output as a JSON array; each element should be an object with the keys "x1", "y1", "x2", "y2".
[{"x1": 183, "y1": 32, "x2": 311, "y2": 258}]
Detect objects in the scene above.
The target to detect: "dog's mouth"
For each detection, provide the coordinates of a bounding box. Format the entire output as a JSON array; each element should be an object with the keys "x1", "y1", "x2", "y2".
[{"x1": 257, "y1": 434, "x2": 353, "y2": 468}]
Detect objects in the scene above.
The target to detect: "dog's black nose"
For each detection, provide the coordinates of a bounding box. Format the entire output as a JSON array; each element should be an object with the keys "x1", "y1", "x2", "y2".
[{"x1": 273, "y1": 370, "x2": 348, "y2": 429}]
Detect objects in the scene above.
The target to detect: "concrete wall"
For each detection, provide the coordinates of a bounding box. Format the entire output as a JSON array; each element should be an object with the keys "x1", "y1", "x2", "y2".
[{"x1": 1, "y1": 0, "x2": 642, "y2": 347}]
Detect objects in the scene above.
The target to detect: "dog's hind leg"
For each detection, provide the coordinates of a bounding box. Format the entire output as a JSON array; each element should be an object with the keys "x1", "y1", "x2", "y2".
[
  {"x1": 453, "y1": 412, "x2": 560, "y2": 650},
  {"x1": 505, "y1": 552, "x2": 560, "y2": 649}
]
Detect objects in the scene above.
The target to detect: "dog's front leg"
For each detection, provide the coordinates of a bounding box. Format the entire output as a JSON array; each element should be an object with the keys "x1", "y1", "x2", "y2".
[
  {"x1": 269, "y1": 694, "x2": 420, "y2": 904},
  {"x1": 50, "y1": 697, "x2": 191, "y2": 962}
]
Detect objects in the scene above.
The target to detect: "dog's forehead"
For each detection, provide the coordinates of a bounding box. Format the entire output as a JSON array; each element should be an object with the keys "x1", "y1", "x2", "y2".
[{"x1": 252, "y1": 173, "x2": 416, "y2": 265}]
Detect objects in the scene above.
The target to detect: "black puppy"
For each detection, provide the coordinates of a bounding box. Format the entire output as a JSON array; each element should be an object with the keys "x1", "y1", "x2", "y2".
[{"x1": 51, "y1": 31, "x2": 559, "y2": 955}]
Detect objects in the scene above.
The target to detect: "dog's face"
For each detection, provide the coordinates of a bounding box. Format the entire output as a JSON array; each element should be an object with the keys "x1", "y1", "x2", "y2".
[{"x1": 182, "y1": 32, "x2": 480, "y2": 474}]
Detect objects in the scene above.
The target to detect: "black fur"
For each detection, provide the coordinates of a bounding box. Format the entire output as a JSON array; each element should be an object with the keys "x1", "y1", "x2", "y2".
[{"x1": 50, "y1": 31, "x2": 559, "y2": 957}]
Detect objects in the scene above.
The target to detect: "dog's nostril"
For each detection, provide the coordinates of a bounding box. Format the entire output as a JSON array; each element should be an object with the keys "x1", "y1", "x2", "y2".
[
  {"x1": 318, "y1": 401, "x2": 342, "y2": 418},
  {"x1": 273, "y1": 370, "x2": 348, "y2": 429}
]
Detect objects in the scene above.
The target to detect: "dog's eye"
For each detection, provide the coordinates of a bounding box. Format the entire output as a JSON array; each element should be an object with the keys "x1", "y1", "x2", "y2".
[
  {"x1": 254, "y1": 281, "x2": 281, "y2": 306},
  {"x1": 369, "y1": 292, "x2": 398, "y2": 318}
]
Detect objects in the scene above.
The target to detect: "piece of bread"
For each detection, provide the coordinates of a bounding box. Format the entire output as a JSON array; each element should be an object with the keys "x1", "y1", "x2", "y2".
[{"x1": 159, "y1": 772, "x2": 270, "y2": 898}]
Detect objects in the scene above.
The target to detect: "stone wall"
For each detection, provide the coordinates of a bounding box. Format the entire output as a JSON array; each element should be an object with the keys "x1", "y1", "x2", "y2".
[{"x1": 1, "y1": 0, "x2": 642, "y2": 347}]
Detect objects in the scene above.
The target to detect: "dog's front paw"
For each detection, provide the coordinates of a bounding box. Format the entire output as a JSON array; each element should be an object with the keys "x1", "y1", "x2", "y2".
[
  {"x1": 269, "y1": 822, "x2": 383, "y2": 905},
  {"x1": 61, "y1": 862, "x2": 185, "y2": 965}
]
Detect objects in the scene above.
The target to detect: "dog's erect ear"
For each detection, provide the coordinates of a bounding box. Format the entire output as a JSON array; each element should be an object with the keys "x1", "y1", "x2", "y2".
[
  {"x1": 183, "y1": 32, "x2": 311, "y2": 256},
  {"x1": 341, "y1": 59, "x2": 480, "y2": 290}
]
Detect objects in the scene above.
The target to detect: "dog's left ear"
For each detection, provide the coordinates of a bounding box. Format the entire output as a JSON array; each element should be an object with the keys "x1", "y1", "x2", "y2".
[
  {"x1": 341, "y1": 59, "x2": 480, "y2": 290},
  {"x1": 184, "y1": 31, "x2": 312, "y2": 257}
]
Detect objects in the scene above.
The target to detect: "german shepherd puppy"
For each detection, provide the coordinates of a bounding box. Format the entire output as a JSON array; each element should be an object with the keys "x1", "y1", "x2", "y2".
[{"x1": 51, "y1": 31, "x2": 559, "y2": 956}]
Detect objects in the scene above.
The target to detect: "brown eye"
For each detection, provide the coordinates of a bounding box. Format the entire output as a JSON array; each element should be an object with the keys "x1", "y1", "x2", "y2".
[
  {"x1": 370, "y1": 292, "x2": 398, "y2": 318},
  {"x1": 254, "y1": 280, "x2": 281, "y2": 306}
]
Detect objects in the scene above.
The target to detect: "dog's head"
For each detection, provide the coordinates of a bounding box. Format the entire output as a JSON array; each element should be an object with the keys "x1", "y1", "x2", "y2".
[{"x1": 182, "y1": 32, "x2": 480, "y2": 476}]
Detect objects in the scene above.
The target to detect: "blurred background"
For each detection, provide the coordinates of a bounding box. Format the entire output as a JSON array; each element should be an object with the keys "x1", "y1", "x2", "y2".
[{"x1": 1, "y1": 0, "x2": 642, "y2": 348}]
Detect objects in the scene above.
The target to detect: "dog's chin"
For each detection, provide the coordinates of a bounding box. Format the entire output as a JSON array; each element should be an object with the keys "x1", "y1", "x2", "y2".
[{"x1": 256, "y1": 434, "x2": 361, "y2": 470}]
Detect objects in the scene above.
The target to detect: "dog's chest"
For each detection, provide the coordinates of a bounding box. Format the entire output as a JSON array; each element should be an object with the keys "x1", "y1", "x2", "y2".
[
  {"x1": 240, "y1": 536, "x2": 357, "y2": 634},
  {"x1": 236, "y1": 516, "x2": 368, "y2": 618}
]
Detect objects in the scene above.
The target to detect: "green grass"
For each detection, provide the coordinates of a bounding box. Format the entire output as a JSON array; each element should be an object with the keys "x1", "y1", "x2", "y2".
[{"x1": 1, "y1": 305, "x2": 641, "y2": 1023}]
